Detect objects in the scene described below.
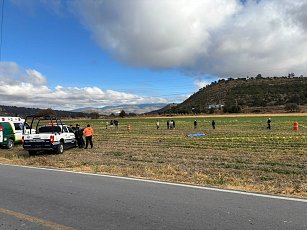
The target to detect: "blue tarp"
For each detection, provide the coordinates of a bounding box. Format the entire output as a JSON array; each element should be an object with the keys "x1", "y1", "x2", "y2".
[{"x1": 187, "y1": 133, "x2": 206, "y2": 137}]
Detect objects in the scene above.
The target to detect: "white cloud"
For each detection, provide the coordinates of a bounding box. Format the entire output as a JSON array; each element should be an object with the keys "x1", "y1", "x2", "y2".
[
  {"x1": 72, "y1": 0, "x2": 307, "y2": 77},
  {"x1": 0, "y1": 62, "x2": 168, "y2": 110},
  {"x1": 24, "y1": 69, "x2": 48, "y2": 85}
]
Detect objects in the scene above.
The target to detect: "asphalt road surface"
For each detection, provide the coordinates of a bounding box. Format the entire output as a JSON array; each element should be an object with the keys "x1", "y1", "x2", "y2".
[{"x1": 0, "y1": 164, "x2": 306, "y2": 230}]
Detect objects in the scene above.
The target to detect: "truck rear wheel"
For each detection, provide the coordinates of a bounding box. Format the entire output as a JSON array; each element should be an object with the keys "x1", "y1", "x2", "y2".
[
  {"x1": 6, "y1": 139, "x2": 14, "y2": 149},
  {"x1": 56, "y1": 142, "x2": 64, "y2": 154}
]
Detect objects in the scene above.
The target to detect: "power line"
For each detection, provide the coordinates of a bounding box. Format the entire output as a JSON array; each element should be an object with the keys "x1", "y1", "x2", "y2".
[{"x1": 0, "y1": 0, "x2": 4, "y2": 62}]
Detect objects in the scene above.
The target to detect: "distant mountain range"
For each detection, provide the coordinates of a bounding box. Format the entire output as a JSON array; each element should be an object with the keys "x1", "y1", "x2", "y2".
[
  {"x1": 72, "y1": 103, "x2": 168, "y2": 115},
  {"x1": 4, "y1": 76, "x2": 303, "y2": 118}
]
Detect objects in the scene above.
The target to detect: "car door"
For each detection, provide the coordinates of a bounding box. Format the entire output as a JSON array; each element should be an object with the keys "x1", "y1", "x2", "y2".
[
  {"x1": 63, "y1": 126, "x2": 76, "y2": 148},
  {"x1": 67, "y1": 127, "x2": 77, "y2": 147},
  {"x1": 13, "y1": 122, "x2": 23, "y2": 142}
]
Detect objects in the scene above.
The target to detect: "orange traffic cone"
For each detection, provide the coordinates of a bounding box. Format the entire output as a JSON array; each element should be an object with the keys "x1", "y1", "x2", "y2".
[{"x1": 294, "y1": 122, "x2": 298, "y2": 131}]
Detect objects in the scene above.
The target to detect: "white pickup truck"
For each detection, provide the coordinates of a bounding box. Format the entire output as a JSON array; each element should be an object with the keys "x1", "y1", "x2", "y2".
[{"x1": 22, "y1": 115, "x2": 76, "y2": 155}]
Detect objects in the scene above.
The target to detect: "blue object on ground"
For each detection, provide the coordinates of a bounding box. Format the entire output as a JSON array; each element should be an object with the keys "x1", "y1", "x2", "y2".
[{"x1": 187, "y1": 133, "x2": 206, "y2": 137}]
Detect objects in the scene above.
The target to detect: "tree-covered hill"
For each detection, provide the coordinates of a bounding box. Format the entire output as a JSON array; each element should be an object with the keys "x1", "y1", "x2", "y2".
[
  {"x1": 0, "y1": 105, "x2": 89, "y2": 118},
  {"x1": 161, "y1": 76, "x2": 307, "y2": 114}
]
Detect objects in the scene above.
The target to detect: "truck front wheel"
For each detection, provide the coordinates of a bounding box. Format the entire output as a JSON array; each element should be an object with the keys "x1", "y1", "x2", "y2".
[
  {"x1": 6, "y1": 139, "x2": 14, "y2": 149},
  {"x1": 56, "y1": 142, "x2": 64, "y2": 154}
]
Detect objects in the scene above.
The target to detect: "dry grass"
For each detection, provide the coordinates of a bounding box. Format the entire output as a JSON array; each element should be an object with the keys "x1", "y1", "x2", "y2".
[{"x1": 0, "y1": 115, "x2": 306, "y2": 198}]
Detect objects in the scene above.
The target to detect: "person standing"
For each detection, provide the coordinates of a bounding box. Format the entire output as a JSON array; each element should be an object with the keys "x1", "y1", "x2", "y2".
[
  {"x1": 75, "y1": 124, "x2": 84, "y2": 148},
  {"x1": 156, "y1": 120, "x2": 160, "y2": 129},
  {"x1": 114, "y1": 120, "x2": 119, "y2": 129},
  {"x1": 267, "y1": 118, "x2": 271, "y2": 130},
  {"x1": 212, "y1": 120, "x2": 216, "y2": 129},
  {"x1": 194, "y1": 120, "x2": 197, "y2": 129},
  {"x1": 83, "y1": 124, "x2": 94, "y2": 149},
  {"x1": 172, "y1": 120, "x2": 176, "y2": 129},
  {"x1": 167, "y1": 120, "x2": 170, "y2": 129}
]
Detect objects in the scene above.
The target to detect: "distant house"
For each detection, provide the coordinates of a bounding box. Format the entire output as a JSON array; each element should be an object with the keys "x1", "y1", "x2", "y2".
[{"x1": 208, "y1": 104, "x2": 224, "y2": 110}]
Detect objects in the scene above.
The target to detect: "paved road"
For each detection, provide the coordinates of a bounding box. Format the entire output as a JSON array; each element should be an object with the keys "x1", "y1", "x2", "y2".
[{"x1": 0, "y1": 164, "x2": 306, "y2": 230}]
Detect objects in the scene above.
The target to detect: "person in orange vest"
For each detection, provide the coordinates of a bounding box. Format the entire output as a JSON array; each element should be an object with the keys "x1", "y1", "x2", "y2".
[{"x1": 83, "y1": 124, "x2": 94, "y2": 149}]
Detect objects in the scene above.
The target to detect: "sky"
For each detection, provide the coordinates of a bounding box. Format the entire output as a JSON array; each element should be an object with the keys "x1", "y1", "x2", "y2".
[{"x1": 1, "y1": 0, "x2": 307, "y2": 110}]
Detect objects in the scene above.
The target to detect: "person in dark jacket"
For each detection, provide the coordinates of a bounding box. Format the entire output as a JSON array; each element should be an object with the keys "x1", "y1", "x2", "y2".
[
  {"x1": 194, "y1": 120, "x2": 197, "y2": 129},
  {"x1": 75, "y1": 124, "x2": 84, "y2": 148},
  {"x1": 212, "y1": 120, "x2": 216, "y2": 129},
  {"x1": 172, "y1": 120, "x2": 176, "y2": 129},
  {"x1": 267, "y1": 118, "x2": 271, "y2": 130}
]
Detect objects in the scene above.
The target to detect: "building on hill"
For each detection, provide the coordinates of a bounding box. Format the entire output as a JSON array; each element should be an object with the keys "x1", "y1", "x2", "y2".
[{"x1": 208, "y1": 104, "x2": 224, "y2": 110}]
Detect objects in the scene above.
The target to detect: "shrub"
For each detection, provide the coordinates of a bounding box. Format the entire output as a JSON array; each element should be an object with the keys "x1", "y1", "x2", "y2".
[{"x1": 285, "y1": 103, "x2": 300, "y2": 112}]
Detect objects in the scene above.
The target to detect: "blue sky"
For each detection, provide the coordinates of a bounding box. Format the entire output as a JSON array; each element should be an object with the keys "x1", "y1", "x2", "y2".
[
  {"x1": 1, "y1": 0, "x2": 307, "y2": 110},
  {"x1": 5, "y1": 2, "x2": 196, "y2": 93}
]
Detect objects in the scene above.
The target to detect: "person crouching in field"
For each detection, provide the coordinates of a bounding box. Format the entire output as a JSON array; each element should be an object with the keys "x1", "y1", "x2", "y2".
[{"x1": 83, "y1": 124, "x2": 94, "y2": 149}]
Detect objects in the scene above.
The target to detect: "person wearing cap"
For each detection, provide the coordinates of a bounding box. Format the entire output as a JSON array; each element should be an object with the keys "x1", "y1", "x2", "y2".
[{"x1": 83, "y1": 124, "x2": 94, "y2": 149}]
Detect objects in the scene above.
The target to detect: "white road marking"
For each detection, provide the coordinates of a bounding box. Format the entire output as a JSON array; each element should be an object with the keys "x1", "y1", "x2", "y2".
[{"x1": 1, "y1": 163, "x2": 306, "y2": 203}]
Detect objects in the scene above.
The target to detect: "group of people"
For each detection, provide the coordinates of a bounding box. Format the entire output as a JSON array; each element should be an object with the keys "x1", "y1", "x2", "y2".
[
  {"x1": 106, "y1": 120, "x2": 119, "y2": 129},
  {"x1": 71, "y1": 124, "x2": 94, "y2": 149},
  {"x1": 166, "y1": 120, "x2": 176, "y2": 129},
  {"x1": 157, "y1": 118, "x2": 269, "y2": 130},
  {"x1": 155, "y1": 119, "x2": 217, "y2": 130},
  {"x1": 69, "y1": 118, "x2": 272, "y2": 149},
  {"x1": 156, "y1": 120, "x2": 176, "y2": 130}
]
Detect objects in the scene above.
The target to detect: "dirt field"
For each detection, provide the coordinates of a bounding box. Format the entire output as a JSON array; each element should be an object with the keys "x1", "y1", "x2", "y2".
[{"x1": 1, "y1": 114, "x2": 306, "y2": 198}]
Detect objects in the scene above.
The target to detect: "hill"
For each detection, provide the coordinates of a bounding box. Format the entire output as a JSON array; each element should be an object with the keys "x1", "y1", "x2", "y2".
[
  {"x1": 160, "y1": 76, "x2": 307, "y2": 114},
  {"x1": 0, "y1": 105, "x2": 89, "y2": 118}
]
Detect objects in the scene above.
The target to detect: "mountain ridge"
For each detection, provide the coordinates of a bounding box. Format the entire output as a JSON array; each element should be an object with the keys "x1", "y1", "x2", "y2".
[
  {"x1": 72, "y1": 103, "x2": 168, "y2": 115},
  {"x1": 156, "y1": 76, "x2": 307, "y2": 114}
]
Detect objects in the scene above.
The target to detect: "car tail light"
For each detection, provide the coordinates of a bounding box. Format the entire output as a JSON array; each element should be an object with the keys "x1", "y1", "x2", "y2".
[
  {"x1": 1, "y1": 118, "x2": 4, "y2": 121},
  {"x1": 50, "y1": 135, "x2": 54, "y2": 144},
  {"x1": 0, "y1": 125, "x2": 2, "y2": 132},
  {"x1": 22, "y1": 136, "x2": 24, "y2": 145}
]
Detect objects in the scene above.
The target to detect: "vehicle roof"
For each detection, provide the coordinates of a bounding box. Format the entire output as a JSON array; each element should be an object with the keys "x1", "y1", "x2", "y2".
[{"x1": 0, "y1": 117, "x2": 24, "y2": 123}]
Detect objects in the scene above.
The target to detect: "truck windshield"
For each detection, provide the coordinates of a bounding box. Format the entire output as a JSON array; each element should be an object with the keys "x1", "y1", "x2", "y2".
[{"x1": 38, "y1": 126, "x2": 61, "y2": 133}]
